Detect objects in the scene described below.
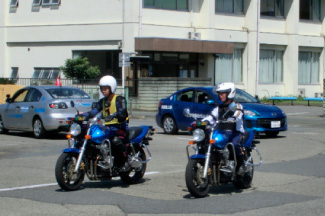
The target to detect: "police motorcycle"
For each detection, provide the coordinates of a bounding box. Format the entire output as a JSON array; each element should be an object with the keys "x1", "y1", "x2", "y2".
[
  {"x1": 55, "y1": 101, "x2": 154, "y2": 191},
  {"x1": 184, "y1": 106, "x2": 262, "y2": 198}
]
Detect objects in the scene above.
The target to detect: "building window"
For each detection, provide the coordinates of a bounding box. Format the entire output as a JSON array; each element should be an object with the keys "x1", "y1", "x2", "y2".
[
  {"x1": 32, "y1": 68, "x2": 60, "y2": 79},
  {"x1": 215, "y1": 0, "x2": 243, "y2": 14},
  {"x1": 42, "y1": 0, "x2": 61, "y2": 6},
  {"x1": 144, "y1": 0, "x2": 188, "y2": 11},
  {"x1": 259, "y1": 49, "x2": 283, "y2": 84},
  {"x1": 261, "y1": 0, "x2": 284, "y2": 17},
  {"x1": 32, "y1": 0, "x2": 41, "y2": 6},
  {"x1": 298, "y1": 51, "x2": 319, "y2": 84},
  {"x1": 9, "y1": 0, "x2": 19, "y2": 8},
  {"x1": 10, "y1": 67, "x2": 19, "y2": 83},
  {"x1": 300, "y1": 0, "x2": 320, "y2": 21},
  {"x1": 215, "y1": 49, "x2": 243, "y2": 83}
]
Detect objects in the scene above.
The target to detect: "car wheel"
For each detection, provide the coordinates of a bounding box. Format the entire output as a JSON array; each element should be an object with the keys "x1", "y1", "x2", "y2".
[
  {"x1": 163, "y1": 116, "x2": 178, "y2": 134},
  {"x1": 265, "y1": 131, "x2": 279, "y2": 137},
  {"x1": 0, "y1": 115, "x2": 8, "y2": 134},
  {"x1": 33, "y1": 117, "x2": 46, "y2": 139}
]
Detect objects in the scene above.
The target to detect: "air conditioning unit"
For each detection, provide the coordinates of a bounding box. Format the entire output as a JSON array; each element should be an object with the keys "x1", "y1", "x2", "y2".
[
  {"x1": 298, "y1": 88, "x2": 305, "y2": 97},
  {"x1": 189, "y1": 32, "x2": 201, "y2": 40}
]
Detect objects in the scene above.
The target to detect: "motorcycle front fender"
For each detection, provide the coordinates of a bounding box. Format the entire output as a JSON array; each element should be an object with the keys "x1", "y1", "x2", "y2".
[
  {"x1": 62, "y1": 148, "x2": 80, "y2": 154},
  {"x1": 190, "y1": 154, "x2": 206, "y2": 159}
]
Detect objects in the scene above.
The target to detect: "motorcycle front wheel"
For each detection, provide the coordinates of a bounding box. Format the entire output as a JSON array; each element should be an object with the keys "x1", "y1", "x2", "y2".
[
  {"x1": 120, "y1": 148, "x2": 147, "y2": 184},
  {"x1": 185, "y1": 159, "x2": 210, "y2": 198},
  {"x1": 55, "y1": 153, "x2": 85, "y2": 191}
]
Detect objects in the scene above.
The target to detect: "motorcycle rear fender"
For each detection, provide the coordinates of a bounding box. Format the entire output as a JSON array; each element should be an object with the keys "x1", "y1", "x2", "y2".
[
  {"x1": 190, "y1": 154, "x2": 206, "y2": 159},
  {"x1": 62, "y1": 148, "x2": 80, "y2": 153}
]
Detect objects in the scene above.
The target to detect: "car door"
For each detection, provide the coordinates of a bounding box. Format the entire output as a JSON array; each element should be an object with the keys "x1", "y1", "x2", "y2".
[
  {"x1": 173, "y1": 90, "x2": 195, "y2": 129},
  {"x1": 23, "y1": 88, "x2": 42, "y2": 130},
  {"x1": 192, "y1": 90, "x2": 217, "y2": 120},
  {"x1": 3, "y1": 89, "x2": 29, "y2": 129}
]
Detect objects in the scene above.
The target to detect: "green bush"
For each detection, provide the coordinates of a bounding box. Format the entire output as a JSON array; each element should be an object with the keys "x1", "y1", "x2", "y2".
[
  {"x1": 60, "y1": 57, "x2": 101, "y2": 80},
  {"x1": 0, "y1": 78, "x2": 15, "y2": 84}
]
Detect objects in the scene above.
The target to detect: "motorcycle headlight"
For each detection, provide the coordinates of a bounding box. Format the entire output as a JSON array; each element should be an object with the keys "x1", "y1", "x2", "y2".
[
  {"x1": 193, "y1": 128, "x2": 205, "y2": 142},
  {"x1": 70, "y1": 123, "x2": 81, "y2": 136}
]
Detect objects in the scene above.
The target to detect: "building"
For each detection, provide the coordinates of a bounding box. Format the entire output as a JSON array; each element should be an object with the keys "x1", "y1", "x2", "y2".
[{"x1": 1, "y1": 0, "x2": 324, "y2": 108}]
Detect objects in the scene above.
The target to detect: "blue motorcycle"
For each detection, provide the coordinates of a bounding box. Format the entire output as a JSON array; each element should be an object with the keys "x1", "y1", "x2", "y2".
[
  {"x1": 184, "y1": 108, "x2": 262, "y2": 198},
  {"x1": 55, "y1": 102, "x2": 154, "y2": 191}
]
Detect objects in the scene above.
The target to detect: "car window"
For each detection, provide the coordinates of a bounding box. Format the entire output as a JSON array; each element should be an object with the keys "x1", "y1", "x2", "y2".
[
  {"x1": 176, "y1": 90, "x2": 193, "y2": 102},
  {"x1": 47, "y1": 88, "x2": 90, "y2": 99},
  {"x1": 25, "y1": 89, "x2": 42, "y2": 102},
  {"x1": 12, "y1": 89, "x2": 29, "y2": 103},
  {"x1": 235, "y1": 89, "x2": 259, "y2": 103},
  {"x1": 195, "y1": 91, "x2": 210, "y2": 104}
]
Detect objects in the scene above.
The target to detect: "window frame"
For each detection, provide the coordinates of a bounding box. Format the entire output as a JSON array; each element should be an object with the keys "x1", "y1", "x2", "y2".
[
  {"x1": 9, "y1": 0, "x2": 19, "y2": 8},
  {"x1": 143, "y1": 0, "x2": 189, "y2": 11},
  {"x1": 215, "y1": 0, "x2": 244, "y2": 14},
  {"x1": 260, "y1": 0, "x2": 284, "y2": 18},
  {"x1": 299, "y1": 0, "x2": 321, "y2": 21},
  {"x1": 32, "y1": 0, "x2": 42, "y2": 6},
  {"x1": 32, "y1": 68, "x2": 60, "y2": 80},
  {"x1": 42, "y1": 0, "x2": 61, "y2": 6},
  {"x1": 214, "y1": 48, "x2": 243, "y2": 84},
  {"x1": 259, "y1": 48, "x2": 284, "y2": 84},
  {"x1": 298, "y1": 51, "x2": 320, "y2": 84}
]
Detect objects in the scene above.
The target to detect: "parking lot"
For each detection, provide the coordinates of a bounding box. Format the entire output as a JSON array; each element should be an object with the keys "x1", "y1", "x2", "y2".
[{"x1": 0, "y1": 105, "x2": 324, "y2": 216}]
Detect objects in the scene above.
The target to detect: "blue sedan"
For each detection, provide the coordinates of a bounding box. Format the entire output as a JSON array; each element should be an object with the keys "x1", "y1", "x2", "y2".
[{"x1": 155, "y1": 87, "x2": 287, "y2": 137}]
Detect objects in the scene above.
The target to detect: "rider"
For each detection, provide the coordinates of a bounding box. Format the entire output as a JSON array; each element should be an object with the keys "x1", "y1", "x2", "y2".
[
  {"x1": 202, "y1": 82, "x2": 246, "y2": 175},
  {"x1": 81, "y1": 75, "x2": 130, "y2": 172}
]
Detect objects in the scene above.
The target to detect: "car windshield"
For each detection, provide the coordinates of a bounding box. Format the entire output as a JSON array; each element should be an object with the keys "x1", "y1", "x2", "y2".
[
  {"x1": 234, "y1": 89, "x2": 259, "y2": 103},
  {"x1": 46, "y1": 88, "x2": 91, "y2": 99}
]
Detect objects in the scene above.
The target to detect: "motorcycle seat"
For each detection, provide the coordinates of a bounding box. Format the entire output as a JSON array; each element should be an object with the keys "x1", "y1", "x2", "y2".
[
  {"x1": 128, "y1": 126, "x2": 143, "y2": 141},
  {"x1": 241, "y1": 130, "x2": 253, "y2": 146}
]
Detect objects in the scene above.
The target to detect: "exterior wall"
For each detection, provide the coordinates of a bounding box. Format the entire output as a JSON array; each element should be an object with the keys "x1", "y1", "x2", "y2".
[{"x1": 0, "y1": 0, "x2": 324, "y2": 99}]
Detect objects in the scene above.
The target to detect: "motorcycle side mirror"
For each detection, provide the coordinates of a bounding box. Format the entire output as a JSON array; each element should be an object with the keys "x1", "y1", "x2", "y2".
[
  {"x1": 183, "y1": 108, "x2": 191, "y2": 118},
  {"x1": 70, "y1": 101, "x2": 75, "y2": 107}
]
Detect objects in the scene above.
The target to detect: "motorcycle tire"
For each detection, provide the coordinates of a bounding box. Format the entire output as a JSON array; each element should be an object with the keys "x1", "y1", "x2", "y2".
[
  {"x1": 233, "y1": 157, "x2": 254, "y2": 189},
  {"x1": 120, "y1": 148, "x2": 146, "y2": 184},
  {"x1": 55, "y1": 152, "x2": 85, "y2": 191},
  {"x1": 185, "y1": 159, "x2": 210, "y2": 198}
]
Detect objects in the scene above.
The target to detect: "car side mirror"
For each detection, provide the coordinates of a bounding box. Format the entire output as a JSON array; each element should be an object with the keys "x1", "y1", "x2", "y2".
[{"x1": 5, "y1": 94, "x2": 11, "y2": 103}]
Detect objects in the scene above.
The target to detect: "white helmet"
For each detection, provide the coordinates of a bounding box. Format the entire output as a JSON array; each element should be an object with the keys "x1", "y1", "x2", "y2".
[
  {"x1": 215, "y1": 82, "x2": 236, "y2": 100},
  {"x1": 99, "y1": 75, "x2": 117, "y2": 93}
]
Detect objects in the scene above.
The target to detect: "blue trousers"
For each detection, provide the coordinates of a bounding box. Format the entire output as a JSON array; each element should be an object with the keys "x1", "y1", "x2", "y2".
[{"x1": 230, "y1": 132, "x2": 244, "y2": 156}]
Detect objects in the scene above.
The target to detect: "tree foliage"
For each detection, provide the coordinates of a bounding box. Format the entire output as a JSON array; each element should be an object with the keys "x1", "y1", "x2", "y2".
[{"x1": 60, "y1": 57, "x2": 101, "y2": 80}]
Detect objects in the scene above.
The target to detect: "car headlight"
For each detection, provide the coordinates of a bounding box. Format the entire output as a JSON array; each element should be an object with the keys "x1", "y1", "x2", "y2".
[
  {"x1": 193, "y1": 128, "x2": 205, "y2": 142},
  {"x1": 244, "y1": 110, "x2": 258, "y2": 117},
  {"x1": 70, "y1": 123, "x2": 81, "y2": 136}
]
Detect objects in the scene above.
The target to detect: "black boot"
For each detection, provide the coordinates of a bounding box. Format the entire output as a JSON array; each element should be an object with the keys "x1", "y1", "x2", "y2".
[{"x1": 236, "y1": 155, "x2": 246, "y2": 175}]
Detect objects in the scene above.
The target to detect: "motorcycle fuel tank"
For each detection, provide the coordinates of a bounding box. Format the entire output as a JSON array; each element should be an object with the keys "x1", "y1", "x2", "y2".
[
  {"x1": 89, "y1": 124, "x2": 113, "y2": 144},
  {"x1": 211, "y1": 129, "x2": 232, "y2": 149}
]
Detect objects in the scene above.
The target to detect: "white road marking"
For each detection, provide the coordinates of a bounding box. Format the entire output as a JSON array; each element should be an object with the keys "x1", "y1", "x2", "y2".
[
  {"x1": 286, "y1": 112, "x2": 309, "y2": 116},
  {"x1": 0, "y1": 171, "x2": 160, "y2": 192}
]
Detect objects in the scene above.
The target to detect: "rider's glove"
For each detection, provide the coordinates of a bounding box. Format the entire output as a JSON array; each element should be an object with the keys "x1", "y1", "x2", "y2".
[{"x1": 105, "y1": 114, "x2": 115, "y2": 122}]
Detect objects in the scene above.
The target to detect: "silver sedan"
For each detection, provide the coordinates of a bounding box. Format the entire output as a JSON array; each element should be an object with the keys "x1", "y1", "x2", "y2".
[{"x1": 0, "y1": 85, "x2": 97, "y2": 138}]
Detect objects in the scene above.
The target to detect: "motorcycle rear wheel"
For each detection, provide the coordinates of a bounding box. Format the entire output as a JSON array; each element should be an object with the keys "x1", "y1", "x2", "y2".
[
  {"x1": 185, "y1": 159, "x2": 210, "y2": 198},
  {"x1": 120, "y1": 148, "x2": 147, "y2": 184},
  {"x1": 55, "y1": 153, "x2": 85, "y2": 191},
  {"x1": 233, "y1": 157, "x2": 254, "y2": 189}
]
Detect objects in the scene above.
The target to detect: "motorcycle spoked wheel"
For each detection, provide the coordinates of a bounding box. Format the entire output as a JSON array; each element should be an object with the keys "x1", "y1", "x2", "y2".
[
  {"x1": 233, "y1": 157, "x2": 254, "y2": 189},
  {"x1": 120, "y1": 148, "x2": 147, "y2": 184},
  {"x1": 185, "y1": 159, "x2": 211, "y2": 198},
  {"x1": 55, "y1": 153, "x2": 85, "y2": 191}
]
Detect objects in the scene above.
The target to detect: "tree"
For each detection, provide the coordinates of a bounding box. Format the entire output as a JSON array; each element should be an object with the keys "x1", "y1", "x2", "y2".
[{"x1": 60, "y1": 57, "x2": 101, "y2": 80}]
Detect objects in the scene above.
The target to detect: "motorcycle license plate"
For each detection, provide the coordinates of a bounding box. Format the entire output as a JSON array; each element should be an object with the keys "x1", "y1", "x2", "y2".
[{"x1": 271, "y1": 121, "x2": 280, "y2": 128}]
